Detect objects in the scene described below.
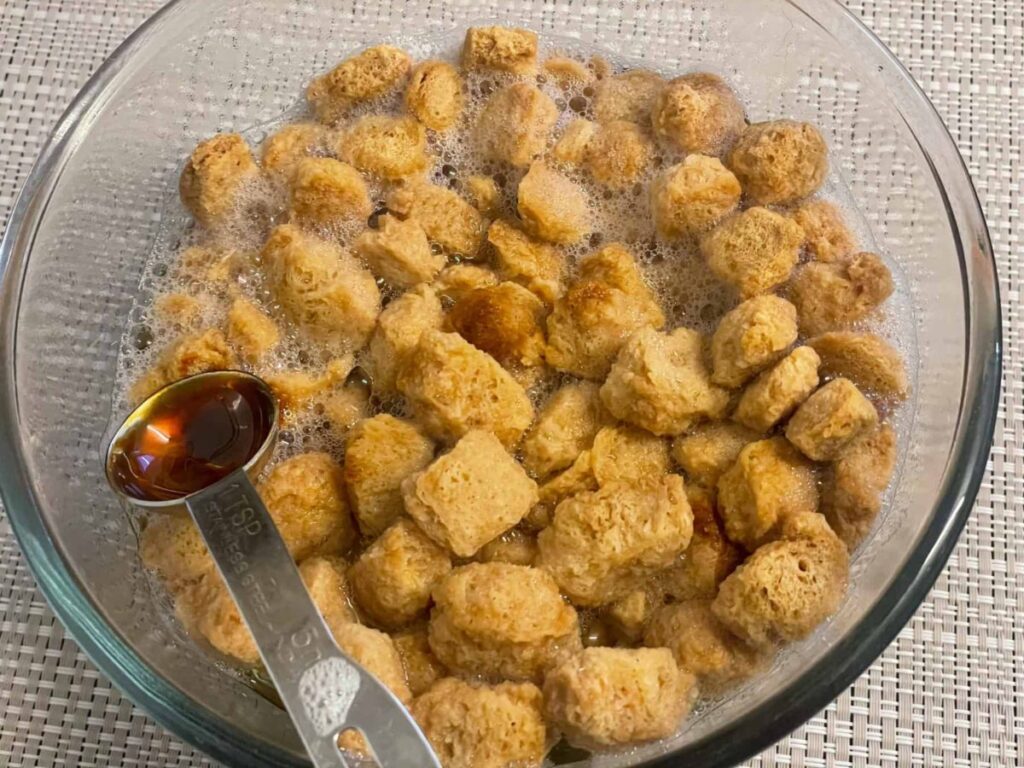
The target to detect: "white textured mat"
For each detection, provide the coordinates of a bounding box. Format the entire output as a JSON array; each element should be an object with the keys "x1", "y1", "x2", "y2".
[{"x1": 0, "y1": 1, "x2": 1020, "y2": 766}]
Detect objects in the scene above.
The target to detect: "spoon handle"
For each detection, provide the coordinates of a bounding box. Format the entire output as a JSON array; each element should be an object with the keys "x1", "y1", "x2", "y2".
[{"x1": 185, "y1": 469, "x2": 440, "y2": 768}]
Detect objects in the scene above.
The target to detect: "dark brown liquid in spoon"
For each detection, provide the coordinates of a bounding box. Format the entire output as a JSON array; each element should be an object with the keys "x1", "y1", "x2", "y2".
[{"x1": 109, "y1": 376, "x2": 275, "y2": 502}]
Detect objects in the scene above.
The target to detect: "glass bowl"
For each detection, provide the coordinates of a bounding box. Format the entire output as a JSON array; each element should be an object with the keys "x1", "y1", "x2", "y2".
[{"x1": 0, "y1": 0, "x2": 1000, "y2": 766}]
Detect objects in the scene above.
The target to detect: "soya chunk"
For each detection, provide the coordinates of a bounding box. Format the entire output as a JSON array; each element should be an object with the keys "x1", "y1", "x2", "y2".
[
  {"x1": 651, "y1": 154, "x2": 742, "y2": 240},
  {"x1": 366, "y1": 285, "x2": 444, "y2": 395},
  {"x1": 536, "y1": 475, "x2": 692, "y2": 606},
  {"x1": 600, "y1": 327, "x2": 730, "y2": 436},
  {"x1": 545, "y1": 244, "x2": 665, "y2": 379},
  {"x1": 808, "y1": 331, "x2": 908, "y2": 399},
  {"x1": 517, "y1": 161, "x2": 590, "y2": 245},
  {"x1": 257, "y1": 453, "x2": 356, "y2": 560},
  {"x1": 733, "y1": 346, "x2": 821, "y2": 432},
  {"x1": 225, "y1": 297, "x2": 279, "y2": 363},
  {"x1": 396, "y1": 330, "x2": 534, "y2": 448},
  {"x1": 402, "y1": 431, "x2": 538, "y2": 557},
  {"x1": 651, "y1": 73, "x2": 745, "y2": 156},
  {"x1": 701, "y1": 207, "x2": 804, "y2": 298},
  {"x1": 412, "y1": 678, "x2": 546, "y2": 768},
  {"x1": 405, "y1": 60, "x2": 464, "y2": 131},
  {"x1": 584, "y1": 120, "x2": 653, "y2": 189},
  {"x1": 592, "y1": 69, "x2": 665, "y2": 124},
  {"x1": 786, "y1": 377, "x2": 879, "y2": 461},
  {"x1": 349, "y1": 518, "x2": 452, "y2": 628},
  {"x1": 338, "y1": 115, "x2": 430, "y2": 180},
  {"x1": 288, "y1": 157, "x2": 372, "y2": 229},
  {"x1": 428, "y1": 562, "x2": 580, "y2": 681},
  {"x1": 788, "y1": 252, "x2": 894, "y2": 336},
  {"x1": 462, "y1": 26, "x2": 538, "y2": 75},
  {"x1": 712, "y1": 522, "x2": 849, "y2": 648},
  {"x1": 476, "y1": 83, "x2": 557, "y2": 167},
  {"x1": 821, "y1": 423, "x2": 897, "y2": 548},
  {"x1": 343, "y1": 415, "x2": 435, "y2": 537},
  {"x1": 710, "y1": 295, "x2": 799, "y2": 388},
  {"x1": 387, "y1": 180, "x2": 485, "y2": 256},
  {"x1": 487, "y1": 219, "x2": 565, "y2": 304},
  {"x1": 727, "y1": 119, "x2": 828, "y2": 205},
  {"x1": 717, "y1": 437, "x2": 818, "y2": 551},
  {"x1": 645, "y1": 600, "x2": 762, "y2": 692},
  {"x1": 307, "y1": 44, "x2": 411, "y2": 123},
  {"x1": 671, "y1": 422, "x2": 761, "y2": 488},
  {"x1": 262, "y1": 223, "x2": 380, "y2": 352},
  {"x1": 355, "y1": 214, "x2": 443, "y2": 289},
  {"x1": 521, "y1": 381, "x2": 607, "y2": 478},
  {"x1": 179, "y1": 133, "x2": 259, "y2": 229},
  {"x1": 790, "y1": 199, "x2": 856, "y2": 263},
  {"x1": 543, "y1": 647, "x2": 696, "y2": 749},
  {"x1": 446, "y1": 282, "x2": 547, "y2": 370}
]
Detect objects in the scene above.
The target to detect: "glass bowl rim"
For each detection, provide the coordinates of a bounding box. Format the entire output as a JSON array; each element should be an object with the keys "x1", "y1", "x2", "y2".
[{"x1": 0, "y1": 1, "x2": 1002, "y2": 766}]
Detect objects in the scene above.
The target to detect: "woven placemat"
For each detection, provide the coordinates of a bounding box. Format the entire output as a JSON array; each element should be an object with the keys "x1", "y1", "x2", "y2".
[{"x1": 0, "y1": 1, "x2": 1020, "y2": 766}]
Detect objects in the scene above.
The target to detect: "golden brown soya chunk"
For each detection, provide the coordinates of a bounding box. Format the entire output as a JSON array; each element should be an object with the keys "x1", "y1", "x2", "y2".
[
  {"x1": 651, "y1": 72, "x2": 746, "y2": 156},
  {"x1": 475, "y1": 83, "x2": 557, "y2": 167},
  {"x1": 487, "y1": 219, "x2": 564, "y2": 305},
  {"x1": 545, "y1": 244, "x2": 665, "y2": 379},
  {"x1": 717, "y1": 437, "x2": 818, "y2": 551},
  {"x1": 396, "y1": 330, "x2": 534, "y2": 448},
  {"x1": 393, "y1": 626, "x2": 447, "y2": 697},
  {"x1": 298, "y1": 555, "x2": 357, "y2": 634},
  {"x1": 790, "y1": 198, "x2": 857, "y2": 263},
  {"x1": 536, "y1": 475, "x2": 693, "y2": 606},
  {"x1": 822, "y1": 423, "x2": 897, "y2": 548},
  {"x1": 343, "y1": 414, "x2": 435, "y2": 537},
  {"x1": 366, "y1": 285, "x2": 444, "y2": 396},
  {"x1": 355, "y1": 214, "x2": 443, "y2": 289},
  {"x1": 257, "y1": 452, "x2": 356, "y2": 561},
  {"x1": 788, "y1": 252, "x2": 894, "y2": 336},
  {"x1": 671, "y1": 422, "x2": 761, "y2": 488},
  {"x1": 660, "y1": 486, "x2": 743, "y2": 601},
  {"x1": 583, "y1": 120, "x2": 653, "y2": 189},
  {"x1": 645, "y1": 599, "x2": 762, "y2": 692},
  {"x1": 405, "y1": 60, "x2": 463, "y2": 131},
  {"x1": 701, "y1": 206, "x2": 804, "y2": 298},
  {"x1": 462, "y1": 26, "x2": 539, "y2": 75},
  {"x1": 260, "y1": 122, "x2": 329, "y2": 182},
  {"x1": 711, "y1": 295, "x2": 799, "y2": 389},
  {"x1": 446, "y1": 281, "x2": 547, "y2": 370},
  {"x1": 520, "y1": 381, "x2": 607, "y2": 478},
  {"x1": 603, "y1": 586, "x2": 658, "y2": 644},
  {"x1": 262, "y1": 223, "x2": 380, "y2": 351},
  {"x1": 288, "y1": 156, "x2": 372, "y2": 228},
  {"x1": 465, "y1": 174, "x2": 502, "y2": 216},
  {"x1": 552, "y1": 118, "x2": 597, "y2": 167},
  {"x1": 733, "y1": 345, "x2": 821, "y2": 432},
  {"x1": 727, "y1": 119, "x2": 829, "y2": 205},
  {"x1": 543, "y1": 647, "x2": 696, "y2": 749},
  {"x1": 332, "y1": 622, "x2": 412, "y2": 704},
  {"x1": 589, "y1": 423, "x2": 672, "y2": 487},
  {"x1": 387, "y1": 179, "x2": 485, "y2": 256},
  {"x1": 712, "y1": 519, "x2": 849, "y2": 648},
  {"x1": 432, "y1": 264, "x2": 499, "y2": 303},
  {"x1": 517, "y1": 160, "x2": 590, "y2": 244},
  {"x1": 262, "y1": 357, "x2": 352, "y2": 416},
  {"x1": 651, "y1": 154, "x2": 742, "y2": 240},
  {"x1": 130, "y1": 328, "x2": 236, "y2": 403},
  {"x1": 428, "y1": 562, "x2": 580, "y2": 681},
  {"x1": 224, "y1": 296, "x2": 279, "y2": 364},
  {"x1": 337, "y1": 115, "x2": 430, "y2": 180},
  {"x1": 592, "y1": 69, "x2": 665, "y2": 124},
  {"x1": 600, "y1": 326, "x2": 730, "y2": 436},
  {"x1": 349, "y1": 518, "x2": 452, "y2": 628},
  {"x1": 179, "y1": 133, "x2": 260, "y2": 229},
  {"x1": 402, "y1": 430, "x2": 538, "y2": 557},
  {"x1": 306, "y1": 44, "x2": 411, "y2": 124},
  {"x1": 786, "y1": 377, "x2": 878, "y2": 461},
  {"x1": 412, "y1": 678, "x2": 546, "y2": 768},
  {"x1": 808, "y1": 331, "x2": 908, "y2": 399}
]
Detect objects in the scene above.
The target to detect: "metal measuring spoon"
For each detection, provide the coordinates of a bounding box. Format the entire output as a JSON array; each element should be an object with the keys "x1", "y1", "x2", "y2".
[{"x1": 105, "y1": 370, "x2": 440, "y2": 768}]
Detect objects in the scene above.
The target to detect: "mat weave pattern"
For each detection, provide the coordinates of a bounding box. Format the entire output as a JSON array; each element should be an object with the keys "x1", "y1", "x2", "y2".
[{"x1": 1, "y1": 1, "x2": 1020, "y2": 766}]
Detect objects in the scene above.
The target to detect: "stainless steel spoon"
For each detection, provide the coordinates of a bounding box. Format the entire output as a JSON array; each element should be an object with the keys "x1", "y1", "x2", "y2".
[{"x1": 105, "y1": 370, "x2": 440, "y2": 768}]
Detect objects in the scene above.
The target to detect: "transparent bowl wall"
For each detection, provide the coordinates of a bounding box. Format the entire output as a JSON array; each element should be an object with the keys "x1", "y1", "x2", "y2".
[{"x1": 0, "y1": 1, "x2": 999, "y2": 767}]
